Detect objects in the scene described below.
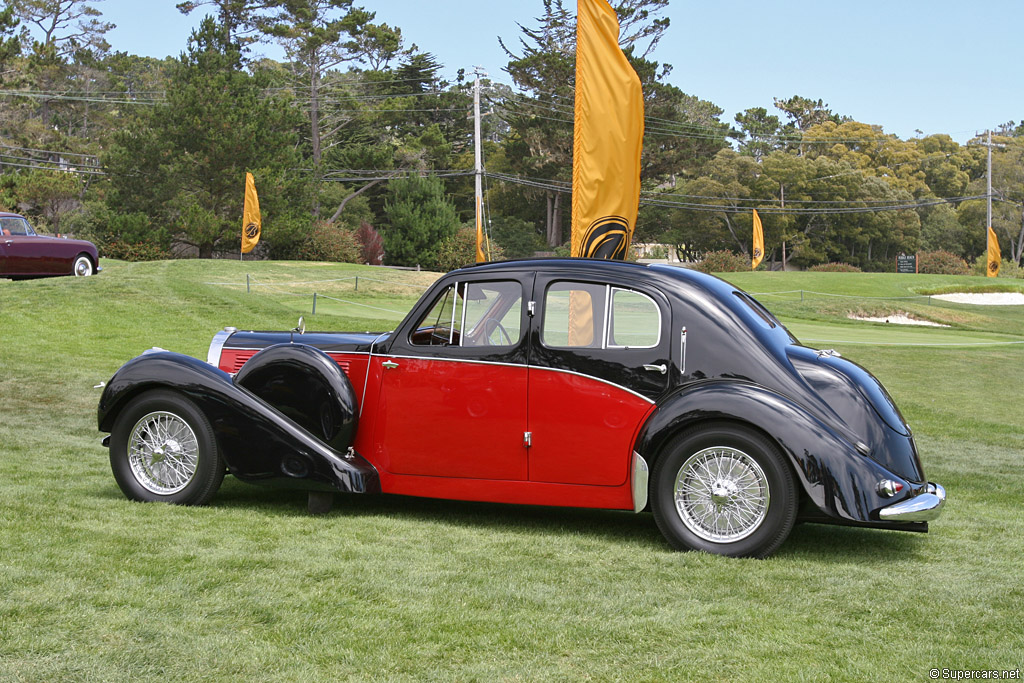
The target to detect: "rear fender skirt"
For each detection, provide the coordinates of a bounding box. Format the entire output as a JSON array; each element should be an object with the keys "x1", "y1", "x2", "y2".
[
  {"x1": 97, "y1": 351, "x2": 379, "y2": 494},
  {"x1": 635, "y1": 380, "x2": 918, "y2": 524}
]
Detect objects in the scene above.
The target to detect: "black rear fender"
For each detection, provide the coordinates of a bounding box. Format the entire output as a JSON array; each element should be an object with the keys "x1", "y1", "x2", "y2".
[{"x1": 635, "y1": 380, "x2": 913, "y2": 524}]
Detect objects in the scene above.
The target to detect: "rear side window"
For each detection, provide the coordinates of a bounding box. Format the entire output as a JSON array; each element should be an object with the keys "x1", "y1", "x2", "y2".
[{"x1": 542, "y1": 282, "x2": 660, "y2": 349}]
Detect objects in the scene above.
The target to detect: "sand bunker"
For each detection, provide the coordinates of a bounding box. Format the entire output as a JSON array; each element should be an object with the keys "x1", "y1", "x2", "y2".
[
  {"x1": 848, "y1": 314, "x2": 949, "y2": 327},
  {"x1": 932, "y1": 292, "x2": 1024, "y2": 305}
]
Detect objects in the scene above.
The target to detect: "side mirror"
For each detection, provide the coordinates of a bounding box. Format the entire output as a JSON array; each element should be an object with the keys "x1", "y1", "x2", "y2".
[{"x1": 293, "y1": 316, "x2": 306, "y2": 335}]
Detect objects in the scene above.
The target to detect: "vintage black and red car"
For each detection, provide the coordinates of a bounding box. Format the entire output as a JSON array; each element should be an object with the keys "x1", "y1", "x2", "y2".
[
  {"x1": 97, "y1": 259, "x2": 945, "y2": 557},
  {"x1": 0, "y1": 211, "x2": 101, "y2": 278}
]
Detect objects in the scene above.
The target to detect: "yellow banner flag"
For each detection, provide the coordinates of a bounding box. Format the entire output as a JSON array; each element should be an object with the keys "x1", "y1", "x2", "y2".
[
  {"x1": 987, "y1": 226, "x2": 1000, "y2": 277},
  {"x1": 242, "y1": 172, "x2": 261, "y2": 255},
  {"x1": 570, "y1": 0, "x2": 644, "y2": 259},
  {"x1": 752, "y1": 209, "x2": 764, "y2": 269},
  {"x1": 475, "y1": 196, "x2": 486, "y2": 263}
]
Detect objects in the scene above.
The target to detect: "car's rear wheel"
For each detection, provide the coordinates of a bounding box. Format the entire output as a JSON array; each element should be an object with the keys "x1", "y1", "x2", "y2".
[
  {"x1": 73, "y1": 254, "x2": 94, "y2": 276},
  {"x1": 651, "y1": 423, "x2": 797, "y2": 558},
  {"x1": 109, "y1": 390, "x2": 225, "y2": 505}
]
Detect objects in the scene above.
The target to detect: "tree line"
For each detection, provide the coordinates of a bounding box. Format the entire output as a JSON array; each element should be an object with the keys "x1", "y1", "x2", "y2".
[{"x1": 1, "y1": 0, "x2": 1022, "y2": 272}]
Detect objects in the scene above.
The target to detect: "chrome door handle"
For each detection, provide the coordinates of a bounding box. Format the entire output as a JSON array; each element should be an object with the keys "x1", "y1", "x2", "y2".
[
  {"x1": 643, "y1": 363, "x2": 667, "y2": 374},
  {"x1": 382, "y1": 360, "x2": 400, "y2": 370}
]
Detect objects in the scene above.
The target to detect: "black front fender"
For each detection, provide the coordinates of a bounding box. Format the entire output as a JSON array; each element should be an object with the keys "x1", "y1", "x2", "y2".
[
  {"x1": 98, "y1": 350, "x2": 379, "y2": 494},
  {"x1": 635, "y1": 380, "x2": 920, "y2": 525}
]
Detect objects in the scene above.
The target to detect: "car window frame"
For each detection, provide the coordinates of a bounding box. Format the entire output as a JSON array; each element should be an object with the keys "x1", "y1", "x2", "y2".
[
  {"x1": 540, "y1": 281, "x2": 662, "y2": 352},
  {"x1": 390, "y1": 273, "x2": 534, "y2": 362}
]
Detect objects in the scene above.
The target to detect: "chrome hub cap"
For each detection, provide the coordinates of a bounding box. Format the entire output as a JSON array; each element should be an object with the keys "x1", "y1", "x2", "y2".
[
  {"x1": 127, "y1": 411, "x2": 199, "y2": 495},
  {"x1": 673, "y1": 447, "x2": 770, "y2": 543}
]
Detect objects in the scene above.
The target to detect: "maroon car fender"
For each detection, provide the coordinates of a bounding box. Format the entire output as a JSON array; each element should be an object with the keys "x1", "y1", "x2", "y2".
[{"x1": 634, "y1": 380, "x2": 928, "y2": 526}]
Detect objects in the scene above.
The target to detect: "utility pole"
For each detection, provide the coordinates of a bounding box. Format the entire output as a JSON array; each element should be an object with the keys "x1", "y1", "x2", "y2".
[
  {"x1": 472, "y1": 67, "x2": 490, "y2": 262},
  {"x1": 975, "y1": 130, "x2": 1005, "y2": 257}
]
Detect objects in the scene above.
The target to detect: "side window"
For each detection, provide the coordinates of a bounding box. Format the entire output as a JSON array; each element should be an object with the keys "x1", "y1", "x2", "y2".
[
  {"x1": 462, "y1": 281, "x2": 523, "y2": 347},
  {"x1": 0, "y1": 217, "x2": 31, "y2": 236},
  {"x1": 410, "y1": 281, "x2": 524, "y2": 348},
  {"x1": 543, "y1": 282, "x2": 661, "y2": 350},
  {"x1": 542, "y1": 282, "x2": 607, "y2": 348},
  {"x1": 609, "y1": 288, "x2": 660, "y2": 348},
  {"x1": 410, "y1": 285, "x2": 462, "y2": 346}
]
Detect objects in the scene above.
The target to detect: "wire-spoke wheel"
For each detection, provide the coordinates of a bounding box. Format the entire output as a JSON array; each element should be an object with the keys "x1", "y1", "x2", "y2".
[
  {"x1": 673, "y1": 447, "x2": 769, "y2": 543},
  {"x1": 652, "y1": 423, "x2": 797, "y2": 558},
  {"x1": 127, "y1": 411, "x2": 200, "y2": 495},
  {"x1": 110, "y1": 390, "x2": 224, "y2": 505}
]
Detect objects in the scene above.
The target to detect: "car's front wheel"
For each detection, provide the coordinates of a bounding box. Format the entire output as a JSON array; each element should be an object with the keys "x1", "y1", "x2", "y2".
[
  {"x1": 109, "y1": 390, "x2": 225, "y2": 505},
  {"x1": 651, "y1": 423, "x2": 797, "y2": 558},
  {"x1": 73, "y1": 254, "x2": 94, "y2": 276}
]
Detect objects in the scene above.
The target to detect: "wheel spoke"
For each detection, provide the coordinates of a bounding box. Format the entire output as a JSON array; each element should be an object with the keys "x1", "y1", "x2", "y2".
[
  {"x1": 127, "y1": 410, "x2": 200, "y2": 495},
  {"x1": 673, "y1": 445, "x2": 770, "y2": 543}
]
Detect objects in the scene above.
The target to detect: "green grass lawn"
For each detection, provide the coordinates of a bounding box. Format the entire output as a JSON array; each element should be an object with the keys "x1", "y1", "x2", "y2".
[{"x1": 2, "y1": 261, "x2": 1023, "y2": 681}]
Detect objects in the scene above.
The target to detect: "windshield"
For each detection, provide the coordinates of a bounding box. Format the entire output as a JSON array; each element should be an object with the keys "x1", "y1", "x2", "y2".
[{"x1": 0, "y1": 217, "x2": 35, "y2": 236}]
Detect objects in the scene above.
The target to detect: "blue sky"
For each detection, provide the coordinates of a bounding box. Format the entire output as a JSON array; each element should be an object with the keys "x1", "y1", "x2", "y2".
[{"x1": 97, "y1": 0, "x2": 1023, "y2": 143}]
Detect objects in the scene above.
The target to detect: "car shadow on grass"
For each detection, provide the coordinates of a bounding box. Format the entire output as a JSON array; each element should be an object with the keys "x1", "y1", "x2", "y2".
[
  {"x1": 212, "y1": 477, "x2": 668, "y2": 549},
  {"x1": 781, "y1": 521, "x2": 929, "y2": 563}
]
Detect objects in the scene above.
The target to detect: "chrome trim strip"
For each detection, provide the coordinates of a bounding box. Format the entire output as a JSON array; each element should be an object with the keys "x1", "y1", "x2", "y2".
[
  {"x1": 207, "y1": 328, "x2": 236, "y2": 366},
  {"x1": 632, "y1": 452, "x2": 649, "y2": 513},
  {"x1": 380, "y1": 354, "x2": 657, "y2": 405},
  {"x1": 878, "y1": 482, "x2": 946, "y2": 522},
  {"x1": 361, "y1": 332, "x2": 392, "y2": 418}
]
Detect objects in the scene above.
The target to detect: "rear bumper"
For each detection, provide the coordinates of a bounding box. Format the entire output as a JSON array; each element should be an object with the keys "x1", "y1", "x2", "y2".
[{"x1": 879, "y1": 483, "x2": 946, "y2": 522}]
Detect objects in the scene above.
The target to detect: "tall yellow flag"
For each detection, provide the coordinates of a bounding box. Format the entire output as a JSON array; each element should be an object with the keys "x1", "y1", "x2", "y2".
[
  {"x1": 752, "y1": 209, "x2": 764, "y2": 269},
  {"x1": 475, "y1": 196, "x2": 486, "y2": 263},
  {"x1": 571, "y1": 0, "x2": 644, "y2": 259},
  {"x1": 987, "y1": 226, "x2": 1000, "y2": 277},
  {"x1": 242, "y1": 172, "x2": 261, "y2": 255}
]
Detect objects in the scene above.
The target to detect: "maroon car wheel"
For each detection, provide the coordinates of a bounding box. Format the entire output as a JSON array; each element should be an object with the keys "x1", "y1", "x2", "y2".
[{"x1": 73, "y1": 254, "x2": 94, "y2": 276}]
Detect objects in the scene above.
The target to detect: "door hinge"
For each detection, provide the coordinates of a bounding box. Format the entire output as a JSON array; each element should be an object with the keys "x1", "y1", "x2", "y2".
[
  {"x1": 527, "y1": 301, "x2": 536, "y2": 317},
  {"x1": 523, "y1": 431, "x2": 532, "y2": 447}
]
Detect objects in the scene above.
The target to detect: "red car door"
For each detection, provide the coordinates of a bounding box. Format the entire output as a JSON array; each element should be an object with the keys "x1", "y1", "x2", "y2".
[
  {"x1": 526, "y1": 276, "x2": 670, "y2": 486},
  {"x1": 372, "y1": 276, "x2": 533, "y2": 480}
]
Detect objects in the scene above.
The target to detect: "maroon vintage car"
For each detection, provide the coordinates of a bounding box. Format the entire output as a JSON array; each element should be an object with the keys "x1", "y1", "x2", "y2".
[{"x1": 0, "y1": 211, "x2": 101, "y2": 278}]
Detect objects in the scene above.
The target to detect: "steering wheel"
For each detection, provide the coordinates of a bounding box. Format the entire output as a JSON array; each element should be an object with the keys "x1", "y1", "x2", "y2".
[{"x1": 482, "y1": 318, "x2": 512, "y2": 346}]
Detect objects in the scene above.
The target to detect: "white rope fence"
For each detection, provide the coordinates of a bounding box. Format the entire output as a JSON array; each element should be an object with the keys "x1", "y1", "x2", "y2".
[{"x1": 203, "y1": 273, "x2": 432, "y2": 318}]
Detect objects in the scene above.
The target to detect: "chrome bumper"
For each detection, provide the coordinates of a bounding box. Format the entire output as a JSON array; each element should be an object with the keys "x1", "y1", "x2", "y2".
[{"x1": 879, "y1": 483, "x2": 946, "y2": 522}]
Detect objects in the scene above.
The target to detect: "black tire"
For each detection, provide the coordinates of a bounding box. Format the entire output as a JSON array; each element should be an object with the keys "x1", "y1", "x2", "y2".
[
  {"x1": 72, "y1": 254, "x2": 94, "y2": 276},
  {"x1": 109, "y1": 389, "x2": 225, "y2": 505},
  {"x1": 651, "y1": 422, "x2": 797, "y2": 558}
]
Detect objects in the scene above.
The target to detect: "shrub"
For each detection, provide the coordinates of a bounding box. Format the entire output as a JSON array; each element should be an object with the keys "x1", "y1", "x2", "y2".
[
  {"x1": 101, "y1": 240, "x2": 171, "y2": 262},
  {"x1": 694, "y1": 250, "x2": 751, "y2": 273},
  {"x1": 355, "y1": 221, "x2": 384, "y2": 265},
  {"x1": 917, "y1": 250, "x2": 969, "y2": 275},
  {"x1": 299, "y1": 221, "x2": 360, "y2": 263},
  {"x1": 809, "y1": 262, "x2": 862, "y2": 273},
  {"x1": 433, "y1": 225, "x2": 505, "y2": 273},
  {"x1": 970, "y1": 254, "x2": 1024, "y2": 278}
]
